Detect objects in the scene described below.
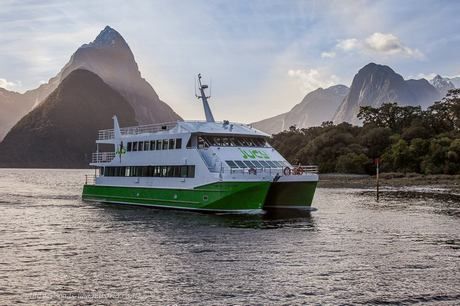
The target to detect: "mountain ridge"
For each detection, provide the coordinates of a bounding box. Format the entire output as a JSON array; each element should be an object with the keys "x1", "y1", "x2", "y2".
[{"x1": 0, "y1": 69, "x2": 137, "y2": 168}]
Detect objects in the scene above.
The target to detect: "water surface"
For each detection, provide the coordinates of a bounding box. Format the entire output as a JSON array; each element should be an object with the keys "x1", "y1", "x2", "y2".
[{"x1": 0, "y1": 169, "x2": 459, "y2": 305}]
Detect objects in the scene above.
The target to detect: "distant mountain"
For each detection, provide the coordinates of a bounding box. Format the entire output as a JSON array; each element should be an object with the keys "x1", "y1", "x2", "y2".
[
  {"x1": 333, "y1": 63, "x2": 440, "y2": 125},
  {"x1": 0, "y1": 83, "x2": 57, "y2": 140},
  {"x1": 252, "y1": 85, "x2": 349, "y2": 134},
  {"x1": 0, "y1": 69, "x2": 137, "y2": 168},
  {"x1": 0, "y1": 25, "x2": 181, "y2": 141},
  {"x1": 447, "y1": 76, "x2": 460, "y2": 88},
  {"x1": 430, "y1": 75, "x2": 455, "y2": 97}
]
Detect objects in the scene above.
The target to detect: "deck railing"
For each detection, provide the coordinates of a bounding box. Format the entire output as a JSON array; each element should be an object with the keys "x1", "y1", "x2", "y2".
[
  {"x1": 218, "y1": 165, "x2": 319, "y2": 176},
  {"x1": 91, "y1": 152, "x2": 116, "y2": 163},
  {"x1": 97, "y1": 122, "x2": 177, "y2": 140},
  {"x1": 85, "y1": 174, "x2": 96, "y2": 185}
]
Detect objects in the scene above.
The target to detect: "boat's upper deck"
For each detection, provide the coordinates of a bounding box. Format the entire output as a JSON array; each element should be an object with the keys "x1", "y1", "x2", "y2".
[{"x1": 97, "y1": 120, "x2": 269, "y2": 142}]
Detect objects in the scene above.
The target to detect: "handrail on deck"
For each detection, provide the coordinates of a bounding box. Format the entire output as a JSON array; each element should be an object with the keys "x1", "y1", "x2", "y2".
[
  {"x1": 97, "y1": 122, "x2": 177, "y2": 140},
  {"x1": 85, "y1": 174, "x2": 96, "y2": 185},
  {"x1": 91, "y1": 152, "x2": 116, "y2": 163}
]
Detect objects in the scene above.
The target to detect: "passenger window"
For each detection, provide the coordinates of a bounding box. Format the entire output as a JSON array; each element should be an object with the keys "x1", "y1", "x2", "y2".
[
  {"x1": 162, "y1": 139, "x2": 169, "y2": 150},
  {"x1": 226, "y1": 160, "x2": 238, "y2": 168},
  {"x1": 132, "y1": 142, "x2": 138, "y2": 152},
  {"x1": 169, "y1": 139, "x2": 175, "y2": 150},
  {"x1": 235, "y1": 160, "x2": 246, "y2": 168},
  {"x1": 175, "y1": 138, "x2": 182, "y2": 149}
]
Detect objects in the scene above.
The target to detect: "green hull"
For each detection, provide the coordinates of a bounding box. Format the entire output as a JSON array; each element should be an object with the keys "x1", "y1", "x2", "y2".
[
  {"x1": 82, "y1": 181, "x2": 271, "y2": 212},
  {"x1": 263, "y1": 181, "x2": 318, "y2": 210}
]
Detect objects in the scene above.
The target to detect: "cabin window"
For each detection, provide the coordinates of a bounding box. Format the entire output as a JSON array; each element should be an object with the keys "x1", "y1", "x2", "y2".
[
  {"x1": 251, "y1": 160, "x2": 263, "y2": 168},
  {"x1": 187, "y1": 166, "x2": 195, "y2": 178},
  {"x1": 169, "y1": 139, "x2": 175, "y2": 150},
  {"x1": 266, "y1": 161, "x2": 277, "y2": 168},
  {"x1": 102, "y1": 165, "x2": 196, "y2": 178},
  {"x1": 138, "y1": 141, "x2": 144, "y2": 151},
  {"x1": 156, "y1": 140, "x2": 162, "y2": 150},
  {"x1": 258, "y1": 160, "x2": 270, "y2": 168},
  {"x1": 127, "y1": 142, "x2": 132, "y2": 152},
  {"x1": 197, "y1": 136, "x2": 206, "y2": 149},
  {"x1": 175, "y1": 138, "x2": 182, "y2": 149},
  {"x1": 226, "y1": 160, "x2": 238, "y2": 168},
  {"x1": 243, "y1": 160, "x2": 255, "y2": 168},
  {"x1": 132, "y1": 142, "x2": 138, "y2": 151},
  {"x1": 144, "y1": 141, "x2": 150, "y2": 151},
  {"x1": 235, "y1": 160, "x2": 246, "y2": 168},
  {"x1": 150, "y1": 141, "x2": 156, "y2": 150},
  {"x1": 162, "y1": 139, "x2": 169, "y2": 150}
]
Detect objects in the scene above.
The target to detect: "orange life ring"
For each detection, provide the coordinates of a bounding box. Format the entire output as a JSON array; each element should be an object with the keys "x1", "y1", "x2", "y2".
[{"x1": 283, "y1": 167, "x2": 291, "y2": 176}]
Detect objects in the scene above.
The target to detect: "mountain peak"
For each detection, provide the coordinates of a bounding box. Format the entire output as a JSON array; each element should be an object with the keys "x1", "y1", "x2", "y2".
[
  {"x1": 83, "y1": 26, "x2": 126, "y2": 48},
  {"x1": 429, "y1": 74, "x2": 455, "y2": 97},
  {"x1": 359, "y1": 62, "x2": 396, "y2": 76}
]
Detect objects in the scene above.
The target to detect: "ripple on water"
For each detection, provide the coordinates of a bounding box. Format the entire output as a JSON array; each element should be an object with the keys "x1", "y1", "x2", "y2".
[{"x1": 0, "y1": 169, "x2": 459, "y2": 304}]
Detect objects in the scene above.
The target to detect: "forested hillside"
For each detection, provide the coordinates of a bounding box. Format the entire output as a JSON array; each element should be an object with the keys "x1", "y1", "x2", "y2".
[{"x1": 270, "y1": 89, "x2": 460, "y2": 175}]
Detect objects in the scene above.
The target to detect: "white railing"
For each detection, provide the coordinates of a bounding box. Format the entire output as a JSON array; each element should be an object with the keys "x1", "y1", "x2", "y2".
[
  {"x1": 299, "y1": 165, "x2": 319, "y2": 174},
  {"x1": 91, "y1": 152, "x2": 116, "y2": 163},
  {"x1": 85, "y1": 174, "x2": 97, "y2": 185},
  {"x1": 216, "y1": 165, "x2": 319, "y2": 176},
  {"x1": 98, "y1": 122, "x2": 177, "y2": 140}
]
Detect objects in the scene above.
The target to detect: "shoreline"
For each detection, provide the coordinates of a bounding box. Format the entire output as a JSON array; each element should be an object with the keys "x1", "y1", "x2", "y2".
[{"x1": 318, "y1": 173, "x2": 460, "y2": 195}]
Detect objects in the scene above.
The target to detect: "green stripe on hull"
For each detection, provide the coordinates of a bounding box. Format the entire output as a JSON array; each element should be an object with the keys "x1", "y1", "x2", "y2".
[
  {"x1": 82, "y1": 181, "x2": 271, "y2": 212},
  {"x1": 264, "y1": 181, "x2": 317, "y2": 209}
]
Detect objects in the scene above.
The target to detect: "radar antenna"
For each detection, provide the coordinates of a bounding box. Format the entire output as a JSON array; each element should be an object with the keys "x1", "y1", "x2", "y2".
[{"x1": 195, "y1": 73, "x2": 215, "y2": 122}]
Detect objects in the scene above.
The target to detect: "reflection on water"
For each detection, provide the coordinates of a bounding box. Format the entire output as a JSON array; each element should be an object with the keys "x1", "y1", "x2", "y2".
[{"x1": 0, "y1": 169, "x2": 459, "y2": 305}]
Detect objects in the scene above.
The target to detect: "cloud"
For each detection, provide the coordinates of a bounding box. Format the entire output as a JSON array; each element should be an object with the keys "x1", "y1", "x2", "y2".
[
  {"x1": 364, "y1": 32, "x2": 423, "y2": 58},
  {"x1": 336, "y1": 38, "x2": 359, "y2": 51},
  {"x1": 321, "y1": 51, "x2": 336, "y2": 58},
  {"x1": 410, "y1": 72, "x2": 437, "y2": 80},
  {"x1": 288, "y1": 68, "x2": 339, "y2": 93},
  {"x1": 334, "y1": 32, "x2": 423, "y2": 59},
  {"x1": 0, "y1": 78, "x2": 20, "y2": 90}
]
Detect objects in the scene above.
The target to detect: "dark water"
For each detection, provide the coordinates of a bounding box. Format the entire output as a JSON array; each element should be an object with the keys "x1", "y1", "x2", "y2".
[{"x1": 0, "y1": 169, "x2": 459, "y2": 305}]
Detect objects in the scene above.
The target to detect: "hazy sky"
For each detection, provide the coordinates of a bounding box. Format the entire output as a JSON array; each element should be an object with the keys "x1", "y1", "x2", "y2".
[{"x1": 1, "y1": 0, "x2": 459, "y2": 122}]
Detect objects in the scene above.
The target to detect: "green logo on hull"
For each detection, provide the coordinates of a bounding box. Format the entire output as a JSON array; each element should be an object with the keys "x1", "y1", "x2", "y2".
[{"x1": 238, "y1": 148, "x2": 270, "y2": 159}]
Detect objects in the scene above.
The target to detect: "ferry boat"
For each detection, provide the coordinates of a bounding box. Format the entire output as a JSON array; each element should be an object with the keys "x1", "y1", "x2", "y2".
[{"x1": 82, "y1": 74, "x2": 318, "y2": 212}]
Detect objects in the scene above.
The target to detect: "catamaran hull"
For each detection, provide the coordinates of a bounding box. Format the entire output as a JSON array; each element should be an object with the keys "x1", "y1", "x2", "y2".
[
  {"x1": 82, "y1": 181, "x2": 270, "y2": 212},
  {"x1": 263, "y1": 179, "x2": 318, "y2": 210}
]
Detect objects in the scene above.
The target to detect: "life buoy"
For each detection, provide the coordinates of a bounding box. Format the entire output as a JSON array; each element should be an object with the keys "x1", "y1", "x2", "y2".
[
  {"x1": 294, "y1": 167, "x2": 304, "y2": 175},
  {"x1": 248, "y1": 168, "x2": 257, "y2": 175},
  {"x1": 283, "y1": 167, "x2": 291, "y2": 176}
]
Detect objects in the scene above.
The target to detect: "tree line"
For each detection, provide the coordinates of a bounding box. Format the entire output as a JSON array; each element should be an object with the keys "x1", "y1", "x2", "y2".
[{"x1": 269, "y1": 89, "x2": 460, "y2": 174}]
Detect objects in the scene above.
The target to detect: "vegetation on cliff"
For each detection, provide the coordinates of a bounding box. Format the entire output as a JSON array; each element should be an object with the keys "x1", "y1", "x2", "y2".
[{"x1": 270, "y1": 89, "x2": 460, "y2": 174}]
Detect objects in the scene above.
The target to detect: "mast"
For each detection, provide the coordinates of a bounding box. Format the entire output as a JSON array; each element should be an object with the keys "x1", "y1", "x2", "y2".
[{"x1": 196, "y1": 73, "x2": 215, "y2": 122}]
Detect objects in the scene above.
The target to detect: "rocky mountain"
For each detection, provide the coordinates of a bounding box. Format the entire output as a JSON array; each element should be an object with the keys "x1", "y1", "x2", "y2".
[
  {"x1": 0, "y1": 83, "x2": 58, "y2": 140},
  {"x1": 430, "y1": 75, "x2": 455, "y2": 97},
  {"x1": 447, "y1": 77, "x2": 460, "y2": 88},
  {"x1": 0, "y1": 25, "x2": 181, "y2": 141},
  {"x1": 333, "y1": 63, "x2": 440, "y2": 125},
  {"x1": 252, "y1": 85, "x2": 349, "y2": 134},
  {"x1": 0, "y1": 69, "x2": 137, "y2": 168}
]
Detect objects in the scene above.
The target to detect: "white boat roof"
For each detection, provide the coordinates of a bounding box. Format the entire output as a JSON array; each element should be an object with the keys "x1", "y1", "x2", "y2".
[{"x1": 175, "y1": 121, "x2": 270, "y2": 137}]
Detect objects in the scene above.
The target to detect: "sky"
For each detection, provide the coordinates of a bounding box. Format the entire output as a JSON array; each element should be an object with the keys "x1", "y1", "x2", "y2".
[{"x1": 1, "y1": 0, "x2": 460, "y2": 122}]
